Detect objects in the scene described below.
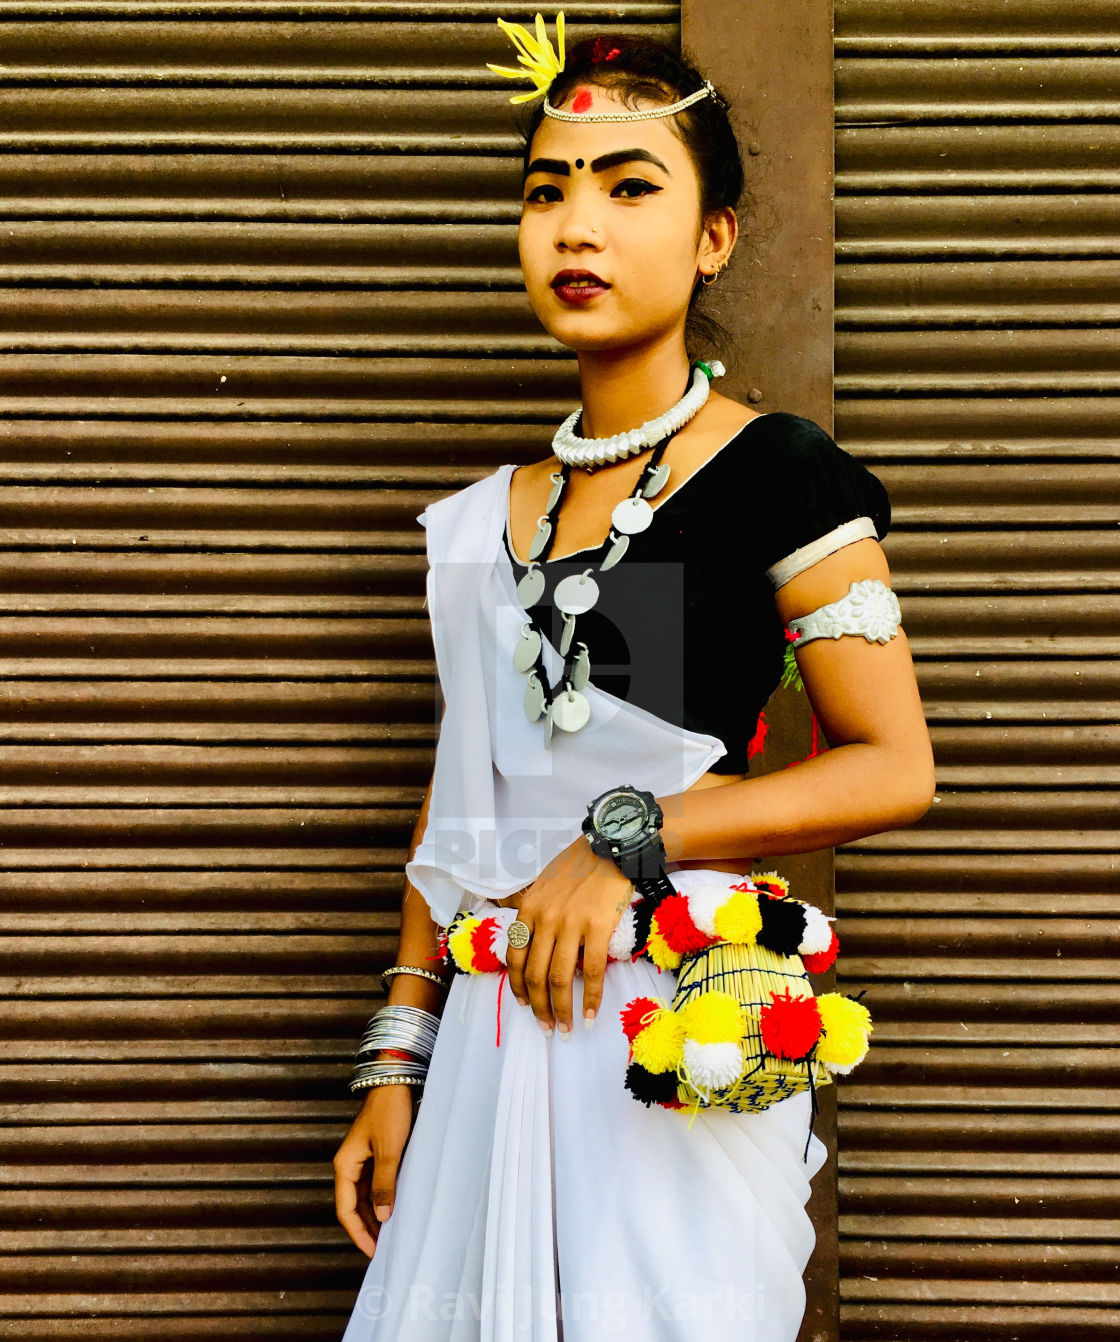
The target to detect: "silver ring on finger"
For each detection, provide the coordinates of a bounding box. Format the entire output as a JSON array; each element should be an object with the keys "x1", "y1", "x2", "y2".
[{"x1": 507, "y1": 918, "x2": 533, "y2": 950}]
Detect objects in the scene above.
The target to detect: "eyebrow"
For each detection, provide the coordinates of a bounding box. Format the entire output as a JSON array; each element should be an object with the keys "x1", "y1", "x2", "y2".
[{"x1": 524, "y1": 148, "x2": 671, "y2": 179}]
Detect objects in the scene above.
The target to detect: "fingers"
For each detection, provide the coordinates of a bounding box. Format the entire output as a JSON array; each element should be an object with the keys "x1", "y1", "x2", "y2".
[
  {"x1": 333, "y1": 1090, "x2": 415, "y2": 1259},
  {"x1": 504, "y1": 912, "x2": 533, "y2": 1011},
  {"x1": 579, "y1": 926, "x2": 612, "y2": 1026},
  {"x1": 333, "y1": 1139, "x2": 379, "y2": 1259},
  {"x1": 518, "y1": 917, "x2": 558, "y2": 1031},
  {"x1": 546, "y1": 930, "x2": 583, "y2": 1034},
  {"x1": 370, "y1": 1149, "x2": 401, "y2": 1229}
]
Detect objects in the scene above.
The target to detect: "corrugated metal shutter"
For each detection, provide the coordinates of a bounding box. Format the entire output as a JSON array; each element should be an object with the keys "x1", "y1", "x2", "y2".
[
  {"x1": 0, "y1": 4, "x2": 677, "y2": 1336},
  {"x1": 834, "y1": 2, "x2": 1120, "y2": 1338}
]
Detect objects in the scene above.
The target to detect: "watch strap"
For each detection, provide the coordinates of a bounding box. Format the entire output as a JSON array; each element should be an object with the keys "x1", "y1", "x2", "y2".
[
  {"x1": 616, "y1": 830, "x2": 667, "y2": 882},
  {"x1": 634, "y1": 868, "x2": 676, "y2": 904}
]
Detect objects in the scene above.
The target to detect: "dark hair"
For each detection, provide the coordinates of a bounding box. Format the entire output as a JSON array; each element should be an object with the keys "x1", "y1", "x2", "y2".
[{"x1": 517, "y1": 34, "x2": 747, "y2": 357}]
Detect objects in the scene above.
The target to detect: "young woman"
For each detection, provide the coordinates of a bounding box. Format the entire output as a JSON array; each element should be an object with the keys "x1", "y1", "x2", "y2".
[{"x1": 335, "y1": 23, "x2": 934, "y2": 1342}]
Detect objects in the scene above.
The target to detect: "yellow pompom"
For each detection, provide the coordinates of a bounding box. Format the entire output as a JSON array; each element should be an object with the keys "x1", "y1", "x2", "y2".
[
  {"x1": 631, "y1": 1008, "x2": 686, "y2": 1074},
  {"x1": 754, "y1": 871, "x2": 791, "y2": 898},
  {"x1": 712, "y1": 890, "x2": 762, "y2": 943},
  {"x1": 447, "y1": 917, "x2": 482, "y2": 972},
  {"x1": 646, "y1": 924, "x2": 683, "y2": 971},
  {"x1": 678, "y1": 990, "x2": 746, "y2": 1045},
  {"x1": 815, "y1": 993, "x2": 873, "y2": 1068}
]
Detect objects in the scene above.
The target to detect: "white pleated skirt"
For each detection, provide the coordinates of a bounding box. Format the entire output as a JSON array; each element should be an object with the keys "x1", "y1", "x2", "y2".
[{"x1": 341, "y1": 870, "x2": 829, "y2": 1342}]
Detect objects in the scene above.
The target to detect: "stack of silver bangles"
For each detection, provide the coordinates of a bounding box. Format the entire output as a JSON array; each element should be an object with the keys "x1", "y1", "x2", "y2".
[{"x1": 349, "y1": 1004, "x2": 441, "y2": 1096}]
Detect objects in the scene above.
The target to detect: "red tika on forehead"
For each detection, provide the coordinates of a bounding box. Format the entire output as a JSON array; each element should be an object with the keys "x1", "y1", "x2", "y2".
[{"x1": 572, "y1": 87, "x2": 593, "y2": 114}]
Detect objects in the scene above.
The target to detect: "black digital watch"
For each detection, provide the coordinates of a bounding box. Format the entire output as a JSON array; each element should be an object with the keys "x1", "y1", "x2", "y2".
[{"x1": 581, "y1": 784, "x2": 676, "y2": 902}]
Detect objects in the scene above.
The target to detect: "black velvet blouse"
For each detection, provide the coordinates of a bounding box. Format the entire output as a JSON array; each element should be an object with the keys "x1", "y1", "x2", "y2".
[{"x1": 502, "y1": 412, "x2": 892, "y2": 774}]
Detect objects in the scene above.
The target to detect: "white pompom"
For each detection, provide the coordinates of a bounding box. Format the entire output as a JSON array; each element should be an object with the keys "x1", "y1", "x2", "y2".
[
  {"x1": 685, "y1": 882, "x2": 733, "y2": 938},
  {"x1": 683, "y1": 1039, "x2": 743, "y2": 1090},
  {"x1": 489, "y1": 905, "x2": 519, "y2": 964},
  {"x1": 799, "y1": 905, "x2": 834, "y2": 956},
  {"x1": 821, "y1": 1054, "x2": 863, "y2": 1076},
  {"x1": 608, "y1": 905, "x2": 638, "y2": 961}
]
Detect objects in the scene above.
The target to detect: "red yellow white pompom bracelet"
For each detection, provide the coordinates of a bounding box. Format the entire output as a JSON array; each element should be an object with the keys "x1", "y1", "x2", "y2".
[{"x1": 439, "y1": 873, "x2": 872, "y2": 1152}]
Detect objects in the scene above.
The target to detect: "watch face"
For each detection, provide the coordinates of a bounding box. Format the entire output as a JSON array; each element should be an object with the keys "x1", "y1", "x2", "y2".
[{"x1": 594, "y1": 792, "x2": 649, "y2": 842}]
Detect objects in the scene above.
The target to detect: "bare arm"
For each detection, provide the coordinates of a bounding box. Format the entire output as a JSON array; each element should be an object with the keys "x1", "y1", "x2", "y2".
[
  {"x1": 658, "y1": 536, "x2": 936, "y2": 863},
  {"x1": 333, "y1": 767, "x2": 446, "y2": 1258},
  {"x1": 381, "y1": 770, "x2": 446, "y2": 1016}
]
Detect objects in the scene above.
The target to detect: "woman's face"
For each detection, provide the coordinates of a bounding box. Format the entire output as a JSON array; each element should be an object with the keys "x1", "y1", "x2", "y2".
[{"x1": 518, "y1": 83, "x2": 714, "y2": 355}]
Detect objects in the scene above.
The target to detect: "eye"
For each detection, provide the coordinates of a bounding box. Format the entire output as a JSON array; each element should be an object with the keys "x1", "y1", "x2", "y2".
[
  {"x1": 524, "y1": 183, "x2": 562, "y2": 204},
  {"x1": 611, "y1": 177, "x2": 661, "y2": 199}
]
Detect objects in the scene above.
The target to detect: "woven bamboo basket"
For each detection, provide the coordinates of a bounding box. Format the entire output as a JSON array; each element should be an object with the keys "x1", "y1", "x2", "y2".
[{"x1": 670, "y1": 939, "x2": 832, "y2": 1113}]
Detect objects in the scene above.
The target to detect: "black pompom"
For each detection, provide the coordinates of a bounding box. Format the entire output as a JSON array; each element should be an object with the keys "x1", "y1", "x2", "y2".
[
  {"x1": 631, "y1": 900, "x2": 656, "y2": 963},
  {"x1": 624, "y1": 1060, "x2": 679, "y2": 1107},
  {"x1": 755, "y1": 895, "x2": 808, "y2": 956},
  {"x1": 631, "y1": 884, "x2": 675, "y2": 963}
]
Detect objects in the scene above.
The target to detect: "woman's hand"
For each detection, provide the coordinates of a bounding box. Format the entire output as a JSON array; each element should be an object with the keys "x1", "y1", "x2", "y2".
[
  {"x1": 333, "y1": 1082, "x2": 417, "y2": 1259},
  {"x1": 504, "y1": 833, "x2": 635, "y2": 1034}
]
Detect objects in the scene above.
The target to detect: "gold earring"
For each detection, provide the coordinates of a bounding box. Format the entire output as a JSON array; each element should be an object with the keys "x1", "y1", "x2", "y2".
[{"x1": 701, "y1": 265, "x2": 724, "y2": 287}]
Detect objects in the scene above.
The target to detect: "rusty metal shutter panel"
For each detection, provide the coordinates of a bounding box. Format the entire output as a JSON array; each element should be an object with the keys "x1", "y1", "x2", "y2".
[
  {"x1": 834, "y1": 1, "x2": 1120, "y2": 1338},
  {"x1": 0, "y1": 4, "x2": 678, "y2": 1337}
]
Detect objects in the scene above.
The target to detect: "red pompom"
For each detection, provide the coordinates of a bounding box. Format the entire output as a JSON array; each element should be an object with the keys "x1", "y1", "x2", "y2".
[
  {"x1": 801, "y1": 927, "x2": 840, "y2": 974},
  {"x1": 752, "y1": 876, "x2": 794, "y2": 901},
  {"x1": 470, "y1": 916, "x2": 505, "y2": 973},
  {"x1": 620, "y1": 995, "x2": 661, "y2": 1041},
  {"x1": 760, "y1": 988, "x2": 822, "y2": 1060},
  {"x1": 653, "y1": 893, "x2": 713, "y2": 954}
]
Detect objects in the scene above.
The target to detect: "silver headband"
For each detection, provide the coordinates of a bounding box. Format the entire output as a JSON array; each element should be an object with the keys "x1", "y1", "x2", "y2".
[{"x1": 543, "y1": 79, "x2": 720, "y2": 123}]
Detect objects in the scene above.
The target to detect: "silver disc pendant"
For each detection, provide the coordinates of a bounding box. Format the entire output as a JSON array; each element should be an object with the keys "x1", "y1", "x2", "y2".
[
  {"x1": 559, "y1": 611, "x2": 576, "y2": 656},
  {"x1": 554, "y1": 571, "x2": 599, "y2": 616},
  {"x1": 546, "y1": 472, "x2": 564, "y2": 511},
  {"x1": 523, "y1": 670, "x2": 546, "y2": 722},
  {"x1": 642, "y1": 463, "x2": 671, "y2": 498},
  {"x1": 516, "y1": 564, "x2": 546, "y2": 608},
  {"x1": 600, "y1": 530, "x2": 630, "y2": 571},
  {"x1": 552, "y1": 686, "x2": 591, "y2": 733},
  {"x1": 612, "y1": 495, "x2": 654, "y2": 536},
  {"x1": 527, "y1": 517, "x2": 552, "y2": 560},
  {"x1": 570, "y1": 642, "x2": 590, "y2": 691},
  {"x1": 513, "y1": 624, "x2": 542, "y2": 672}
]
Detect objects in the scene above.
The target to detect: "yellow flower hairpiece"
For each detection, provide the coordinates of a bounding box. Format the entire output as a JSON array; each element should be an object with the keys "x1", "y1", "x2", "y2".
[{"x1": 486, "y1": 11, "x2": 566, "y2": 104}]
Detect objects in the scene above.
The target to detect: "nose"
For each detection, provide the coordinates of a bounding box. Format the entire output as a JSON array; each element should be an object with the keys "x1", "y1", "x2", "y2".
[{"x1": 554, "y1": 189, "x2": 604, "y2": 253}]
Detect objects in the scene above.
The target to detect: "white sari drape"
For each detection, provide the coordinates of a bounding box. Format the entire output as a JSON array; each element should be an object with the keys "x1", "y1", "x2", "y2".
[{"x1": 341, "y1": 466, "x2": 828, "y2": 1341}]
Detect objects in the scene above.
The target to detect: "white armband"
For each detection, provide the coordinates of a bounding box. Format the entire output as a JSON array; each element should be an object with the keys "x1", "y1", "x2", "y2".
[
  {"x1": 787, "y1": 578, "x2": 901, "y2": 647},
  {"x1": 766, "y1": 516, "x2": 879, "y2": 589}
]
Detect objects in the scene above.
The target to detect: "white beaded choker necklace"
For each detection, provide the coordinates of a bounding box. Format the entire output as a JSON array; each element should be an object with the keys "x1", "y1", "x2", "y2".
[{"x1": 552, "y1": 360, "x2": 725, "y2": 470}]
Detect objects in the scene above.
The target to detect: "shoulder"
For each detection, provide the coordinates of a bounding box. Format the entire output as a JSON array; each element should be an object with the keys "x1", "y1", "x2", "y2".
[
  {"x1": 733, "y1": 413, "x2": 892, "y2": 577},
  {"x1": 419, "y1": 464, "x2": 509, "y2": 550},
  {"x1": 428, "y1": 463, "x2": 508, "y2": 514},
  {"x1": 736, "y1": 412, "x2": 847, "y2": 467},
  {"x1": 738, "y1": 413, "x2": 885, "y2": 498}
]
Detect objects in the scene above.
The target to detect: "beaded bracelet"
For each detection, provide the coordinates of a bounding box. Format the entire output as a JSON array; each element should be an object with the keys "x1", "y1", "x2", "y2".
[
  {"x1": 381, "y1": 964, "x2": 448, "y2": 994},
  {"x1": 351, "y1": 1071, "x2": 427, "y2": 1094}
]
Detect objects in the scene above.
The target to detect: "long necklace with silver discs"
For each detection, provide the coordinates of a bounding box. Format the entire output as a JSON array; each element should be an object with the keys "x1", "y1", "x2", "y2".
[{"x1": 512, "y1": 360, "x2": 723, "y2": 745}]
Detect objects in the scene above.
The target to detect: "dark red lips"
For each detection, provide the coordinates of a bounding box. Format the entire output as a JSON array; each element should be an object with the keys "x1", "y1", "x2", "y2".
[{"x1": 551, "y1": 269, "x2": 611, "y2": 303}]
